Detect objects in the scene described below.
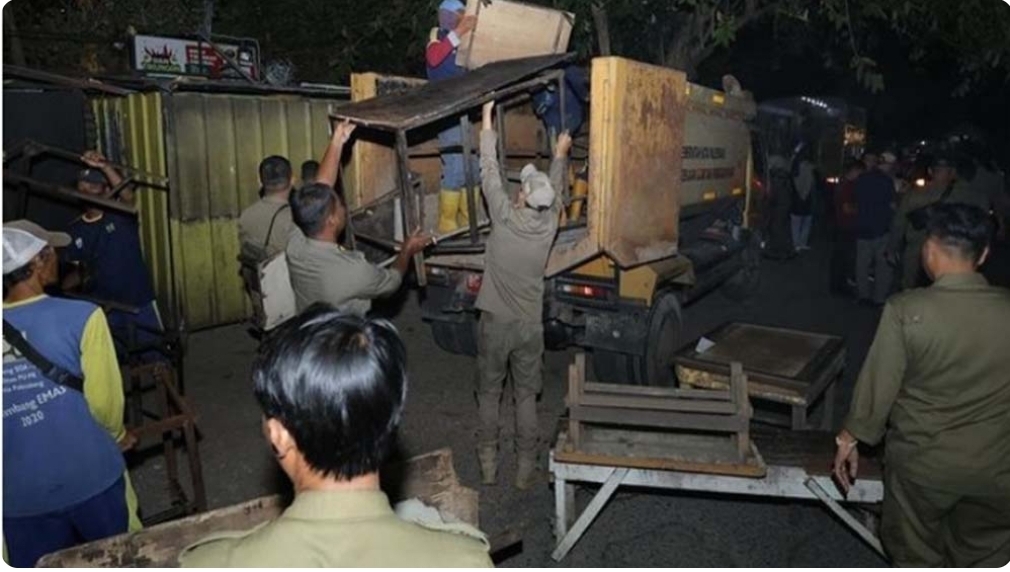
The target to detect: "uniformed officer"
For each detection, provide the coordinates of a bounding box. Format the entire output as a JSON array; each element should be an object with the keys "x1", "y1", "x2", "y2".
[
  {"x1": 285, "y1": 121, "x2": 431, "y2": 316},
  {"x1": 888, "y1": 155, "x2": 960, "y2": 290},
  {"x1": 238, "y1": 155, "x2": 296, "y2": 261},
  {"x1": 178, "y1": 307, "x2": 492, "y2": 567},
  {"x1": 833, "y1": 203, "x2": 1010, "y2": 567},
  {"x1": 475, "y1": 100, "x2": 570, "y2": 489}
]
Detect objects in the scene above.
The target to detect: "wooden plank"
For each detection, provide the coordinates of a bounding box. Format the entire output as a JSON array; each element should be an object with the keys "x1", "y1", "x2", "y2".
[
  {"x1": 458, "y1": 0, "x2": 574, "y2": 70},
  {"x1": 569, "y1": 403, "x2": 749, "y2": 433},
  {"x1": 574, "y1": 391, "x2": 739, "y2": 415},
  {"x1": 676, "y1": 365, "x2": 806, "y2": 405},
  {"x1": 751, "y1": 427, "x2": 882, "y2": 479},
  {"x1": 38, "y1": 449, "x2": 478, "y2": 568},
  {"x1": 554, "y1": 427, "x2": 766, "y2": 478},
  {"x1": 583, "y1": 380, "x2": 732, "y2": 401}
]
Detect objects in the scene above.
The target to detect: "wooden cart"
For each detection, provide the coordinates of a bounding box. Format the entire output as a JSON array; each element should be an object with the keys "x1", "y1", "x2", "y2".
[{"x1": 675, "y1": 322, "x2": 845, "y2": 430}]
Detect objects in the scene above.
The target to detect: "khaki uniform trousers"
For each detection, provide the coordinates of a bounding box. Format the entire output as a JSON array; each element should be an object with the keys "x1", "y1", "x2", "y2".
[
  {"x1": 476, "y1": 312, "x2": 543, "y2": 454},
  {"x1": 881, "y1": 468, "x2": 1010, "y2": 567}
]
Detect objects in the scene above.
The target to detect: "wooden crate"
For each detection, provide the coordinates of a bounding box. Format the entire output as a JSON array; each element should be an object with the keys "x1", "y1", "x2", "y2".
[
  {"x1": 558, "y1": 353, "x2": 765, "y2": 477},
  {"x1": 675, "y1": 322, "x2": 845, "y2": 430},
  {"x1": 457, "y1": 0, "x2": 574, "y2": 69}
]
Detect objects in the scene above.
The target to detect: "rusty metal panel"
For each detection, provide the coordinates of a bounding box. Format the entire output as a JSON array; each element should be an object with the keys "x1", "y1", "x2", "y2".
[
  {"x1": 93, "y1": 93, "x2": 179, "y2": 327},
  {"x1": 331, "y1": 54, "x2": 571, "y2": 131},
  {"x1": 590, "y1": 57, "x2": 686, "y2": 268}
]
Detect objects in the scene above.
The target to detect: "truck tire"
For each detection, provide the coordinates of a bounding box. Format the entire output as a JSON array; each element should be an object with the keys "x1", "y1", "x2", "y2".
[
  {"x1": 591, "y1": 294, "x2": 682, "y2": 387},
  {"x1": 643, "y1": 293, "x2": 683, "y2": 386},
  {"x1": 722, "y1": 232, "x2": 762, "y2": 300},
  {"x1": 430, "y1": 319, "x2": 478, "y2": 357},
  {"x1": 591, "y1": 350, "x2": 640, "y2": 385}
]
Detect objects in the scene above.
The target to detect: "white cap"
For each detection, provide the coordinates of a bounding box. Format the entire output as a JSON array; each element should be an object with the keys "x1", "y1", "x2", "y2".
[
  {"x1": 3, "y1": 220, "x2": 71, "y2": 274},
  {"x1": 519, "y1": 163, "x2": 555, "y2": 209},
  {"x1": 881, "y1": 152, "x2": 897, "y2": 164}
]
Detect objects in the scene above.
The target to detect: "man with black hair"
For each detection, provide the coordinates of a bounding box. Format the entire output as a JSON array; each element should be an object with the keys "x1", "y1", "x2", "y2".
[
  {"x1": 833, "y1": 203, "x2": 1010, "y2": 567},
  {"x1": 474, "y1": 101, "x2": 571, "y2": 489},
  {"x1": 62, "y1": 150, "x2": 164, "y2": 361},
  {"x1": 238, "y1": 155, "x2": 296, "y2": 260},
  {"x1": 178, "y1": 307, "x2": 492, "y2": 567},
  {"x1": 286, "y1": 121, "x2": 431, "y2": 316},
  {"x1": 890, "y1": 155, "x2": 960, "y2": 290},
  {"x1": 299, "y1": 159, "x2": 320, "y2": 189},
  {"x1": 3, "y1": 220, "x2": 141, "y2": 567}
]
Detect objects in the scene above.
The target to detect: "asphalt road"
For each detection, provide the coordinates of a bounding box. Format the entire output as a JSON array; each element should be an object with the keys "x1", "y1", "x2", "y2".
[{"x1": 129, "y1": 231, "x2": 1009, "y2": 567}]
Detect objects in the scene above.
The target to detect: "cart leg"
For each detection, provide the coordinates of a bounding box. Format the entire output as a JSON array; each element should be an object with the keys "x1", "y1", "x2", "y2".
[
  {"x1": 805, "y1": 477, "x2": 885, "y2": 557},
  {"x1": 551, "y1": 467, "x2": 628, "y2": 562},
  {"x1": 554, "y1": 475, "x2": 569, "y2": 541},
  {"x1": 565, "y1": 483, "x2": 576, "y2": 528}
]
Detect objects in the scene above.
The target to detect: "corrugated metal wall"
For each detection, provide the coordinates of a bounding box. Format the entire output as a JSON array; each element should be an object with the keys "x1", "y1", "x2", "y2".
[
  {"x1": 95, "y1": 90, "x2": 337, "y2": 330},
  {"x1": 92, "y1": 93, "x2": 176, "y2": 327}
]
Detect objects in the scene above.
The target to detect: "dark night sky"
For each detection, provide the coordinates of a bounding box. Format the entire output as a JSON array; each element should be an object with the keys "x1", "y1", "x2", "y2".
[{"x1": 696, "y1": 21, "x2": 1010, "y2": 159}]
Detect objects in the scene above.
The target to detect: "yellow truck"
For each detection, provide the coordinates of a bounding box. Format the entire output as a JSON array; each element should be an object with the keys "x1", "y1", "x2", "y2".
[{"x1": 334, "y1": 55, "x2": 759, "y2": 386}]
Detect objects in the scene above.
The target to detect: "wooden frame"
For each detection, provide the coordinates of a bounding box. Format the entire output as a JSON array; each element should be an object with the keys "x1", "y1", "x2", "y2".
[
  {"x1": 560, "y1": 352, "x2": 764, "y2": 477},
  {"x1": 124, "y1": 362, "x2": 207, "y2": 526}
]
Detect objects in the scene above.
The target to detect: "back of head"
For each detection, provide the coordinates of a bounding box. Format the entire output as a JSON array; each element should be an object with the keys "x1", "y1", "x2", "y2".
[
  {"x1": 259, "y1": 156, "x2": 293, "y2": 194},
  {"x1": 300, "y1": 160, "x2": 320, "y2": 183},
  {"x1": 252, "y1": 305, "x2": 407, "y2": 479},
  {"x1": 520, "y1": 163, "x2": 555, "y2": 210},
  {"x1": 290, "y1": 182, "x2": 343, "y2": 237},
  {"x1": 925, "y1": 203, "x2": 992, "y2": 263}
]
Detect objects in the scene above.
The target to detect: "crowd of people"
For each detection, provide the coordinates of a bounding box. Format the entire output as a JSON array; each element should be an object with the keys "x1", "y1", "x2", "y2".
[{"x1": 820, "y1": 147, "x2": 1008, "y2": 305}]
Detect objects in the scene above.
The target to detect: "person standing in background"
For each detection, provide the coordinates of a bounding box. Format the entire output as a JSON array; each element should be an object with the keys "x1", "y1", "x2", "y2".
[
  {"x1": 853, "y1": 152, "x2": 897, "y2": 305},
  {"x1": 426, "y1": 0, "x2": 478, "y2": 234},
  {"x1": 830, "y1": 160, "x2": 862, "y2": 296},
  {"x1": 790, "y1": 153, "x2": 816, "y2": 251}
]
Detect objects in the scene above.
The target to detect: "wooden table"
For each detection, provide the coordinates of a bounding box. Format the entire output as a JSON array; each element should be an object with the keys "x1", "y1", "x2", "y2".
[
  {"x1": 550, "y1": 428, "x2": 884, "y2": 562},
  {"x1": 675, "y1": 323, "x2": 846, "y2": 430}
]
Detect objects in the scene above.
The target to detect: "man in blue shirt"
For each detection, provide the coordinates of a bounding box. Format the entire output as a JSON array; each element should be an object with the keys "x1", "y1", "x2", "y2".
[
  {"x1": 3, "y1": 220, "x2": 141, "y2": 567},
  {"x1": 62, "y1": 150, "x2": 165, "y2": 362},
  {"x1": 853, "y1": 152, "x2": 897, "y2": 305}
]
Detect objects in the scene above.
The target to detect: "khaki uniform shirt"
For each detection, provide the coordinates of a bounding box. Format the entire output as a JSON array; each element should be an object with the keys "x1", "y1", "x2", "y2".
[
  {"x1": 891, "y1": 180, "x2": 995, "y2": 252},
  {"x1": 178, "y1": 490, "x2": 493, "y2": 568},
  {"x1": 238, "y1": 195, "x2": 295, "y2": 259},
  {"x1": 475, "y1": 129, "x2": 565, "y2": 323},
  {"x1": 285, "y1": 230, "x2": 401, "y2": 316},
  {"x1": 844, "y1": 273, "x2": 1010, "y2": 494}
]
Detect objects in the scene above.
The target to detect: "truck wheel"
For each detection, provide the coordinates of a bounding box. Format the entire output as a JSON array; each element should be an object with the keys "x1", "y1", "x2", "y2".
[
  {"x1": 590, "y1": 294, "x2": 682, "y2": 386},
  {"x1": 643, "y1": 293, "x2": 683, "y2": 386},
  {"x1": 722, "y1": 232, "x2": 762, "y2": 300},
  {"x1": 430, "y1": 319, "x2": 478, "y2": 357},
  {"x1": 591, "y1": 350, "x2": 640, "y2": 385}
]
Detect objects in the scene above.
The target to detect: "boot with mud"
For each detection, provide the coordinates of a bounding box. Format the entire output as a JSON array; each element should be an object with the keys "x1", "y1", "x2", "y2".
[
  {"x1": 477, "y1": 444, "x2": 498, "y2": 485},
  {"x1": 515, "y1": 452, "x2": 538, "y2": 490}
]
